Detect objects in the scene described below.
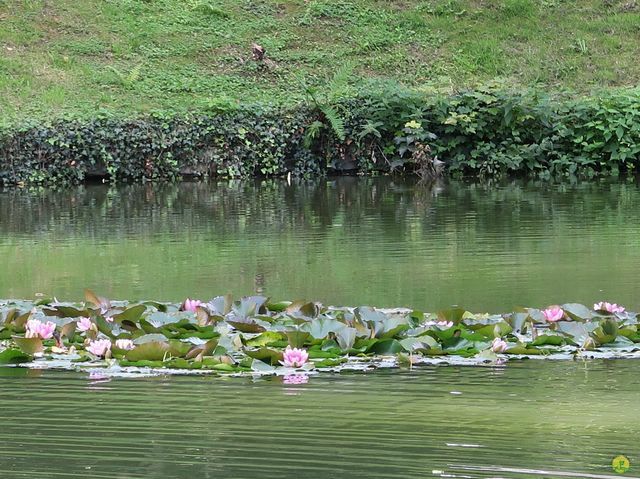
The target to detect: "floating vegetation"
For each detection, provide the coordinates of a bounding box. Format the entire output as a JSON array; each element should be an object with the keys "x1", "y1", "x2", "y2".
[{"x1": 1, "y1": 291, "x2": 639, "y2": 379}]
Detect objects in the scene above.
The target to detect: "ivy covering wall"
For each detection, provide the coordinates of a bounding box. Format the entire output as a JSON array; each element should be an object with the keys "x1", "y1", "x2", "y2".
[{"x1": 1, "y1": 86, "x2": 639, "y2": 185}]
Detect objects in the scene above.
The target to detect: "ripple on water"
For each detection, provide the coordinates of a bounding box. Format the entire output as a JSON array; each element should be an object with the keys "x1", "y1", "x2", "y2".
[{"x1": 0, "y1": 360, "x2": 637, "y2": 479}]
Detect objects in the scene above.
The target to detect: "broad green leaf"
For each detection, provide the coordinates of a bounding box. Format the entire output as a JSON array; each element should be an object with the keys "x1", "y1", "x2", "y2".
[
  {"x1": 227, "y1": 321, "x2": 266, "y2": 333},
  {"x1": 562, "y1": 303, "x2": 592, "y2": 321},
  {"x1": 245, "y1": 331, "x2": 285, "y2": 347},
  {"x1": 336, "y1": 327, "x2": 357, "y2": 350},
  {"x1": 13, "y1": 337, "x2": 43, "y2": 355},
  {"x1": 301, "y1": 317, "x2": 345, "y2": 339},
  {"x1": 0, "y1": 348, "x2": 31, "y2": 364},
  {"x1": 286, "y1": 330, "x2": 310, "y2": 349},
  {"x1": 367, "y1": 339, "x2": 403, "y2": 355},
  {"x1": 530, "y1": 334, "x2": 565, "y2": 346},
  {"x1": 113, "y1": 304, "x2": 147, "y2": 323},
  {"x1": 125, "y1": 341, "x2": 176, "y2": 361},
  {"x1": 244, "y1": 347, "x2": 283, "y2": 365},
  {"x1": 436, "y1": 307, "x2": 467, "y2": 324}
]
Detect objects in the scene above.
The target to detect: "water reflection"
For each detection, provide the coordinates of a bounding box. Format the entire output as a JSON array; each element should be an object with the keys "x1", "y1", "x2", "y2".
[{"x1": 1, "y1": 178, "x2": 640, "y2": 311}]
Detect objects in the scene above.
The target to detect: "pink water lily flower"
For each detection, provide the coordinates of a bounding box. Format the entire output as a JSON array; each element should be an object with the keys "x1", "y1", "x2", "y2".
[
  {"x1": 105, "y1": 316, "x2": 114, "y2": 323},
  {"x1": 76, "y1": 317, "x2": 93, "y2": 332},
  {"x1": 491, "y1": 337, "x2": 508, "y2": 353},
  {"x1": 87, "y1": 339, "x2": 112, "y2": 357},
  {"x1": 183, "y1": 298, "x2": 202, "y2": 312},
  {"x1": 115, "y1": 339, "x2": 135, "y2": 350},
  {"x1": 25, "y1": 319, "x2": 56, "y2": 339},
  {"x1": 593, "y1": 302, "x2": 625, "y2": 314},
  {"x1": 542, "y1": 307, "x2": 564, "y2": 322},
  {"x1": 280, "y1": 346, "x2": 309, "y2": 368}
]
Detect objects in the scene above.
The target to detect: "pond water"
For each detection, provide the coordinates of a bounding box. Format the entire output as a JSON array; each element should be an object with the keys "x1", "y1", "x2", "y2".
[
  {"x1": 2, "y1": 178, "x2": 640, "y2": 478},
  {"x1": 1, "y1": 177, "x2": 640, "y2": 312},
  {"x1": 1, "y1": 360, "x2": 637, "y2": 479}
]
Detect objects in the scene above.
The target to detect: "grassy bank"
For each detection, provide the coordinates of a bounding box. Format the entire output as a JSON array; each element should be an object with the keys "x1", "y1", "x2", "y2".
[{"x1": 1, "y1": 0, "x2": 640, "y2": 123}]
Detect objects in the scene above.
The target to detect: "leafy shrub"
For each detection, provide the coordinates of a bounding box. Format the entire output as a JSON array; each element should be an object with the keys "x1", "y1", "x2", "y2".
[{"x1": 1, "y1": 86, "x2": 639, "y2": 185}]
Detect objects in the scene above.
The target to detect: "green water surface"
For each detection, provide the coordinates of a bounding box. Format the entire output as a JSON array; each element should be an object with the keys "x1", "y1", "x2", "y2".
[
  {"x1": 0, "y1": 361, "x2": 637, "y2": 479},
  {"x1": 1, "y1": 178, "x2": 639, "y2": 478},
  {"x1": 1, "y1": 177, "x2": 639, "y2": 311}
]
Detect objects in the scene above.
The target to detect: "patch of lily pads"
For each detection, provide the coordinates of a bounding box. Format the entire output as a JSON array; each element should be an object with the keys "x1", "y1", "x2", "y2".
[{"x1": 1, "y1": 292, "x2": 639, "y2": 380}]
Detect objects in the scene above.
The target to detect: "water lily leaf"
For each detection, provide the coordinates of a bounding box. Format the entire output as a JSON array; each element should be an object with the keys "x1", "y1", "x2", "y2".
[
  {"x1": 266, "y1": 301, "x2": 291, "y2": 313},
  {"x1": 2, "y1": 309, "x2": 19, "y2": 326},
  {"x1": 504, "y1": 345, "x2": 543, "y2": 355},
  {"x1": 142, "y1": 301, "x2": 168, "y2": 312},
  {"x1": 618, "y1": 325, "x2": 639, "y2": 342},
  {"x1": 33, "y1": 298, "x2": 54, "y2": 306},
  {"x1": 120, "y1": 359, "x2": 164, "y2": 368},
  {"x1": 308, "y1": 348, "x2": 339, "y2": 359},
  {"x1": 321, "y1": 339, "x2": 340, "y2": 351},
  {"x1": 354, "y1": 306, "x2": 387, "y2": 324},
  {"x1": 95, "y1": 316, "x2": 114, "y2": 337},
  {"x1": 84, "y1": 289, "x2": 103, "y2": 308},
  {"x1": 592, "y1": 318, "x2": 618, "y2": 345},
  {"x1": 443, "y1": 337, "x2": 474, "y2": 352},
  {"x1": 562, "y1": 303, "x2": 592, "y2": 321},
  {"x1": 378, "y1": 316, "x2": 410, "y2": 338},
  {"x1": 195, "y1": 308, "x2": 211, "y2": 326},
  {"x1": 251, "y1": 358, "x2": 276, "y2": 373},
  {"x1": 60, "y1": 321, "x2": 77, "y2": 339},
  {"x1": 185, "y1": 338, "x2": 219, "y2": 360},
  {"x1": 286, "y1": 330, "x2": 310, "y2": 349},
  {"x1": 527, "y1": 308, "x2": 546, "y2": 324},
  {"x1": 125, "y1": 341, "x2": 176, "y2": 361},
  {"x1": 244, "y1": 348, "x2": 283, "y2": 365},
  {"x1": 367, "y1": 338, "x2": 403, "y2": 355},
  {"x1": 231, "y1": 296, "x2": 268, "y2": 320},
  {"x1": 134, "y1": 333, "x2": 170, "y2": 344},
  {"x1": 113, "y1": 304, "x2": 146, "y2": 323},
  {"x1": 436, "y1": 307, "x2": 466, "y2": 324},
  {"x1": 245, "y1": 331, "x2": 285, "y2": 347},
  {"x1": 0, "y1": 348, "x2": 31, "y2": 364},
  {"x1": 208, "y1": 295, "x2": 233, "y2": 315},
  {"x1": 286, "y1": 301, "x2": 319, "y2": 318},
  {"x1": 44, "y1": 306, "x2": 90, "y2": 318},
  {"x1": 401, "y1": 335, "x2": 439, "y2": 352},
  {"x1": 506, "y1": 312, "x2": 530, "y2": 333},
  {"x1": 336, "y1": 327, "x2": 357, "y2": 350},
  {"x1": 302, "y1": 317, "x2": 345, "y2": 339},
  {"x1": 120, "y1": 320, "x2": 140, "y2": 333},
  {"x1": 314, "y1": 357, "x2": 346, "y2": 368},
  {"x1": 399, "y1": 337, "x2": 422, "y2": 351},
  {"x1": 139, "y1": 318, "x2": 161, "y2": 333},
  {"x1": 600, "y1": 336, "x2": 636, "y2": 350},
  {"x1": 13, "y1": 336, "x2": 43, "y2": 355},
  {"x1": 556, "y1": 321, "x2": 596, "y2": 345},
  {"x1": 227, "y1": 321, "x2": 266, "y2": 333},
  {"x1": 530, "y1": 334, "x2": 565, "y2": 346},
  {"x1": 12, "y1": 311, "x2": 32, "y2": 331},
  {"x1": 472, "y1": 321, "x2": 513, "y2": 338}
]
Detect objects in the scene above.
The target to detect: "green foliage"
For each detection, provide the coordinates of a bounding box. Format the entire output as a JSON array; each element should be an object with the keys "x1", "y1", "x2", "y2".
[
  {"x1": 1, "y1": 86, "x2": 640, "y2": 185},
  {"x1": 2, "y1": 296, "x2": 639, "y2": 377}
]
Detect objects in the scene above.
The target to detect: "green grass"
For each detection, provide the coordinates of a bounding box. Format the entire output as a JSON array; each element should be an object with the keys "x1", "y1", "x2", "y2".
[{"x1": 1, "y1": 0, "x2": 640, "y2": 123}]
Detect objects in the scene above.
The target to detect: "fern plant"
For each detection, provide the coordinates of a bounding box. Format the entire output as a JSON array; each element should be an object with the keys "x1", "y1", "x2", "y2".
[
  {"x1": 300, "y1": 64, "x2": 354, "y2": 143},
  {"x1": 108, "y1": 64, "x2": 143, "y2": 89}
]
